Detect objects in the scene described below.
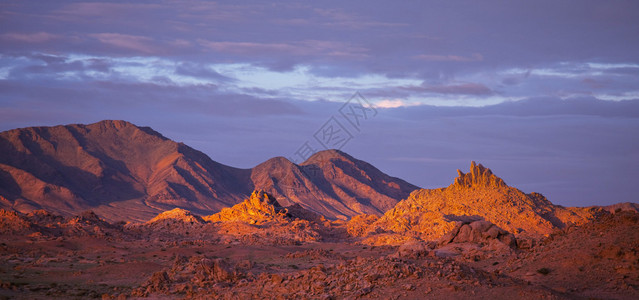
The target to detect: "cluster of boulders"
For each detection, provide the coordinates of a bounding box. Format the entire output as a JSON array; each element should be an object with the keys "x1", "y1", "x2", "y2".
[
  {"x1": 0, "y1": 208, "x2": 124, "y2": 239},
  {"x1": 439, "y1": 220, "x2": 517, "y2": 248},
  {"x1": 204, "y1": 190, "x2": 289, "y2": 224},
  {"x1": 133, "y1": 252, "x2": 496, "y2": 299},
  {"x1": 133, "y1": 255, "x2": 247, "y2": 297}
]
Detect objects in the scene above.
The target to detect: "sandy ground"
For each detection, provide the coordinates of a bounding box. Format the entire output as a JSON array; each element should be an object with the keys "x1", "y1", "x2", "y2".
[{"x1": 0, "y1": 211, "x2": 637, "y2": 299}]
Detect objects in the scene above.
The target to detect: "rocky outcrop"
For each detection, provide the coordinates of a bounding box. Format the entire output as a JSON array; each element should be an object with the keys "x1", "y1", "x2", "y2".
[
  {"x1": 199, "y1": 191, "x2": 324, "y2": 245},
  {"x1": 137, "y1": 208, "x2": 210, "y2": 238},
  {"x1": 147, "y1": 208, "x2": 205, "y2": 225},
  {"x1": 204, "y1": 190, "x2": 288, "y2": 224},
  {"x1": 453, "y1": 161, "x2": 506, "y2": 188},
  {"x1": 0, "y1": 209, "x2": 34, "y2": 235},
  {"x1": 439, "y1": 220, "x2": 516, "y2": 248},
  {"x1": 362, "y1": 162, "x2": 600, "y2": 244},
  {"x1": 346, "y1": 214, "x2": 379, "y2": 237}
]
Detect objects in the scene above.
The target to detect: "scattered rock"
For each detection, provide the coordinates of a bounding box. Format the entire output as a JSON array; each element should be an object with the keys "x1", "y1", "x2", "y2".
[{"x1": 439, "y1": 220, "x2": 517, "y2": 248}]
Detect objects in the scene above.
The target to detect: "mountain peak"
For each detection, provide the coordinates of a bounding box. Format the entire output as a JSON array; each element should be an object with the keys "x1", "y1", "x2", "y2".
[
  {"x1": 302, "y1": 149, "x2": 353, "y2": 164},
  {"x1": 91, "y1": 120, "x2": 135, "y2": 129},
  {"x1": 257, "y1": 156, "x2": 295, "y2": 168},
  {"x1": 85, "y1": 120, "x2": 167, "y2": 139},
  {"x1": 250, "y1": 148, "x2": 418, "y2": 219},
  {"x1": 453, "y1": 161, "x2": 506, "y2": 188}
]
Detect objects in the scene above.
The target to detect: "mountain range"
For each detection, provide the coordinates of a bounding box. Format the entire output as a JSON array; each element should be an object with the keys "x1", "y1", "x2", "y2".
[
  {"x1": 0, "y1": 120, "x2": 417, "y2": 221},
  {"x1": 2, "y1": 120, "x2": 638, "y2": 299}
]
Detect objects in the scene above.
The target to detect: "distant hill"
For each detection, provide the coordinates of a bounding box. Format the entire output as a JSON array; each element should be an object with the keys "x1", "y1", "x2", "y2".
[
  {"x1": 251, "y1": 150, "x2": 418, "y2": 220},
  {"x1": 0, "y1": 120, "x2": 417, "y2": 221}
]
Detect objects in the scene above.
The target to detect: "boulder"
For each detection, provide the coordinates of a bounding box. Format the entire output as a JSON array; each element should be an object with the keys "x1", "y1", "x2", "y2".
[{"x1": 440, "y1": 220, "x2": 516, "y2": 248}]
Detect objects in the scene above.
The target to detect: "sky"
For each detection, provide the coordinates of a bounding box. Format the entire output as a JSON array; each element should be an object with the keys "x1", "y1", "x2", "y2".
[{"x1": 1, "y1": 0, "x2": 638, "y2": 207}]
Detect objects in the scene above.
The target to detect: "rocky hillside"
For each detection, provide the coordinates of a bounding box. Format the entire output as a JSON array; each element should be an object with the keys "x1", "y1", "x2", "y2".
[
  {"x1": 0, "y1": 120, "x2": 249, "y2": 222},
  {"x1": 251, "y1": 150, "x2": 418, "y2": 220},
  {"x1": 155, "y1": 190, "x2": 327, "y2": 245},
  {"x1": 204, "y1": 190, "x2": 289, "y2": 224},
  {"x1": 364, "y1": 162, "x2": 601, "y2": 243},
  {"x1": 0, "y1": 121, "x2": 418, "y2": 222}
]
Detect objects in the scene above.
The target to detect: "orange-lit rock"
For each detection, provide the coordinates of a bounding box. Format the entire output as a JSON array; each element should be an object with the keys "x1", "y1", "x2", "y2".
[
  {"x1": 204, "y1": 190, "x2": 288, "y2": 224},
  {"x1": 147, "y1": 208, "x2": 205, "y2": 225},
  {"x1": 365, "y1": 162, "x2": 602, "y2": 244}
]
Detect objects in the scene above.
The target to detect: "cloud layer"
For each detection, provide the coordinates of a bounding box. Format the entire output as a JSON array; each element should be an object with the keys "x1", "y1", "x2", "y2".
[{"x1": 1, "y1": 0, "x2": 638, "y2": 207}]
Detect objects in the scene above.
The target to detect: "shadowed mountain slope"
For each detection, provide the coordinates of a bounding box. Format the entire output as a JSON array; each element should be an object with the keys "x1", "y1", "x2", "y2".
[
  {"x1": 0, "y1": 120, "x2": 250, "y2": 221},
  {"x1": 250, "y1": 150, "x2": 418, "y2": 220},
  {"x1": 0, "y1": 121, "x2": 418, "y2": 221}
]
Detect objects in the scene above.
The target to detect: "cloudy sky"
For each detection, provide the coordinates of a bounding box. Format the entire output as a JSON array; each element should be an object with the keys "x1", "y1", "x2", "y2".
[{"x1": 1, "y1": 0, "x2": 638, "y2": 206}]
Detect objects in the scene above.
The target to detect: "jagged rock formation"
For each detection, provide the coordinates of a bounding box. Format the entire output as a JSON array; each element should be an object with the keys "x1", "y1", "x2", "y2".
[
  {"x1": 0, "y1": 121, "x2": 417, "y2": 221},
  {"x1": 127, "y1": 191, "x2": 328, "y2": 245},
  {"x1": 453, "y1": 162, "x2": 506, "y2": 188},
  {"x1": 204, "y1": 190, "x2": 288, "y2": 224},
  {"x1": 201, "y1": 190, "x2": 325, "y2": 245},
  {"x1": 364, "y1": 161, "x2": 601, "y2": 243}
]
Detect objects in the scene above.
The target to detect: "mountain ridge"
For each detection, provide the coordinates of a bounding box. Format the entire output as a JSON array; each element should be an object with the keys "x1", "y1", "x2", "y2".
[
  {"x1": 251, "y1": 149, "x2": 418, "y2": 220},
  {"x1": 0, "y1": 120, "x2": 251, "y2": 221},
  {"x1": 0, "y1": 120, "x2": 418, "y2": 221}
]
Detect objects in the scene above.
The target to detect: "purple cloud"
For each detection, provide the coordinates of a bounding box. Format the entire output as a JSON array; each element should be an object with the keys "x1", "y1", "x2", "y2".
[
  {"x1": 175, "y1": 63, "x2": 234, "y2": 82},
  {"x1": 1, "y1": 0, "x2": 639, "y2": 208},
  {"x1": 0, "y1": 32, "x2": 60, "y2": 43},
  {"x1": 90, "y1": 33, "x2": 157, "y2": 54},
  {"x1": 397, "y1": 82, "x2": 494, "y2": 96},
  {"x1": 413, "y1": 53, "x2": 483, "y2": 62},
  {"x1": 423, "y1": 83, "x2": 494, "y2": 96},
  {"x1": 197, "y1": 39, "x2": 368, "y2": 59}
]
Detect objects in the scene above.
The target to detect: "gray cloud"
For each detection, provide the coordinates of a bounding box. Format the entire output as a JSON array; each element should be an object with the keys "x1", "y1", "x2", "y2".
[
  {"x1": 175, "y1": 62, "x2": 235, "y2": 82},
  {"x1": 1, "y1": 0, "x2": 638, "y2": 208},
  {"x1": 401, "y1": 82, "x2": 495, "y2": 96}
]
